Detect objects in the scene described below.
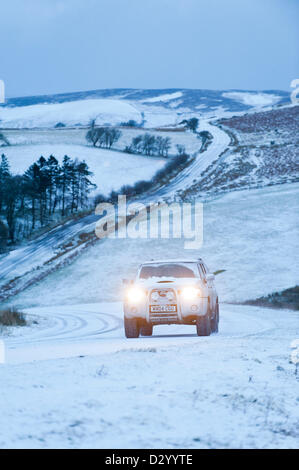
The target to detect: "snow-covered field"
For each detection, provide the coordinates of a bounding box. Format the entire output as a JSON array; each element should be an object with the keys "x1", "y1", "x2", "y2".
[
  {"x1": 1, "y1": 125, "x2": 203, "y2": 198},
  {"x1": 1, "y1": 144, "x2": 165, "y2": 196},
  {"x1": 3, "y1": 126, "x2": 201, "y2": 158},
  {"x1": 0, "y1": 302, "x2": 298, "y2": 448}
]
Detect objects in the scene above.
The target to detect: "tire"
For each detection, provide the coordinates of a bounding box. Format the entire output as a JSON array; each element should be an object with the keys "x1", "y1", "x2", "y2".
[
  {"x1": 140, "y1": 322, "x2": 153, "y2": 336},
  {"x1": 124, "y1": 317, "x2": 140, "y2": 338},
  {"x1": 211, "y1": 299, "x2": 219, "y2": 333},
  {"x1": 196, "y1": 313, "x2": 211, "y2": 336}
]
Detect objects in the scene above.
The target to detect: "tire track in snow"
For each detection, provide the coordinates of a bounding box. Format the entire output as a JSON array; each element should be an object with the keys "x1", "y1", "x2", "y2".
[
  {"x1": 3, "y1": 303, "x2": 283, "y2": 364},
  {"x1": 5, "y1": 309, "x2": 122, "y2": 347}
]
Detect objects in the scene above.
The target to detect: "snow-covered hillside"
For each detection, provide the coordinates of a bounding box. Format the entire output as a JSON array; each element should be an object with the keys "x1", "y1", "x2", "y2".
[
  {"x1": 0, "y1": 88, "x2": 290, "y2": 129},
  {"x1": 183, "y1": 105, "x2": 299, "y2": 197},
  {"x1": 5, "y1": 182, "x2": 298, "y2": 308},
  {"x1": 0, "y1": 99, "x2": 142, "y2": 129},
  {"x1": 222, "y1": 91, "x2": 281, "y2": 107}
]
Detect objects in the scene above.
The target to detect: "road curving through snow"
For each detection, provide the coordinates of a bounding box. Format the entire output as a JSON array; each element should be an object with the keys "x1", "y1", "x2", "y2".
[{"x1": 3, "y1": 302, "x2": 291, "y2": 364}]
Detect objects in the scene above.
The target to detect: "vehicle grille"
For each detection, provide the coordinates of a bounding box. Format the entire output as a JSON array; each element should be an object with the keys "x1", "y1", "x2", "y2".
[{"x1": 150, "y1": 287, "x2": 177, "y2": 302}]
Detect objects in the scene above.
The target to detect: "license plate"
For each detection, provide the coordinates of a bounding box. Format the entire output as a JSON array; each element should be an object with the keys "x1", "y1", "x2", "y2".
[{"x1": 150, "y1": 304, "x2": 177, "y2": 313}]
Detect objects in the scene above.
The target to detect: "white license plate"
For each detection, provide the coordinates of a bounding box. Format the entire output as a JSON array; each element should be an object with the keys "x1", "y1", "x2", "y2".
[{"x1": 150, "y1": 304, "x2": 177, "y2": 313}]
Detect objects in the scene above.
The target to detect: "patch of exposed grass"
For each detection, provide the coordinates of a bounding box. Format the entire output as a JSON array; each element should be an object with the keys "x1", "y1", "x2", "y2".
[
  {"x1": 0, "y1": 307, "x2": 27, "y2": 326},
  {"x1": 244, "y1": 286, "x2": 299, "y2": 311}
]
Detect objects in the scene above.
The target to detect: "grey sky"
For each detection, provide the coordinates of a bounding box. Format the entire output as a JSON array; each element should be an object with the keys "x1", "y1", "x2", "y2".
[{"x1": 0, "y1": 0, "x2": 298, "y2": 97}]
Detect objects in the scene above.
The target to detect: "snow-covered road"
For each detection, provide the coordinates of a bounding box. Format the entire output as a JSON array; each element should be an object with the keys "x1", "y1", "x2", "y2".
[
  {"x1": 1, "y1": 302, "x2": 298, "y2": 448},
  {"x1": 153, "y1": 121, "x2": 230, "y2": 198},
  {"x1": 2, "y1": 302, "x2": 281, "y2": 364}
]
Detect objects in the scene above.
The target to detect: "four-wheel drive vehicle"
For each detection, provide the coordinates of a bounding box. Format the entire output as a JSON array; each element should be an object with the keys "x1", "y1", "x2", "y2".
[{"x1": 123, "y1": 259, "x2": 219, "y2": 338}]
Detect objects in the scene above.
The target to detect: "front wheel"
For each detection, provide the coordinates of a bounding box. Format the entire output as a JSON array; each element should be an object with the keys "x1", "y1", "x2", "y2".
[
  {"x1": 124, "y1": 317, "x2": 140, "y2": 338},
  {"x1": 140, "y1": 322, "x2": 153, "y2": 336},
  {"x1": 211, "y1": 299, "x2": 219, "y2": 333},
  {"x1": 196, "y1": 313, "x2": 211, "y2": 336}
]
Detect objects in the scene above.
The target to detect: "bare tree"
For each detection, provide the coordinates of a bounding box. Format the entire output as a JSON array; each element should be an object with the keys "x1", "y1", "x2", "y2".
[
  {"x1": 127, "y1": 133, "x2": 172, "y2": 157},
  {"x1": 107, "y1": 128, "x2": 122, "y2": 148},
  {"x1": 142, "y1": 133, "x2": 157, "y2": 155},
  {"x1": 86, "y1": 126, "x2": 122, "y2": 149},
  {"x1": 176, "y1": 144, "x2": 186, "y2": 155},
  {"x1": 160, "y1": 136, "x2": 171, "y2": 156},
  {"x1": 86, "y1": 128, "x2": 101, "y2": 147}
]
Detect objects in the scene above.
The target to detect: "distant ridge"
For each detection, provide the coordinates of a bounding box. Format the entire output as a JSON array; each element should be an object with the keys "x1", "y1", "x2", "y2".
[{"x1": 2, "y1": 88, "x2": 290, "y2": 111}]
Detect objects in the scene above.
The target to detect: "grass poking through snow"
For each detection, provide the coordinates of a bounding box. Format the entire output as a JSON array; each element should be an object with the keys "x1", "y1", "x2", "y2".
[
  {"x1": 244, "y1": 286, "x2": 299, "y2": 311},
  {"x1": 0, "y1": 308, "x2": 27, "y2": 327}
]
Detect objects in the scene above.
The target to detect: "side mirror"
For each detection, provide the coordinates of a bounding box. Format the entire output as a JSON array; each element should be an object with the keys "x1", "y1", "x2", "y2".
[
  {"x1": 206, "y1": 273, "x2": 215, "y2": 282},
  {"x1": 122, "y1": 278, "x2": 133, "y2": 285}
]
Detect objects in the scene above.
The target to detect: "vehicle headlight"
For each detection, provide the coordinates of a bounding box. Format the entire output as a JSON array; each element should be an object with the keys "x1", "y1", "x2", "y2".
[
  {"x1": 126, "y1": 287, "x2": 145, "y2": 303},
  {"x1": 151, "y1": 291, "x2": 159, "y2": 301},
  {"x1": 181, "y1": 286, "x2": 200, "y2": 300},
  {"x1": 166, "y1": 291, "x2": 175, "y2": 301}
]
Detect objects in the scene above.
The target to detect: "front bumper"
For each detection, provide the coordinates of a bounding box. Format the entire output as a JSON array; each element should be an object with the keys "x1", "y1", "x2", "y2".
[{"x1": 124, "y1": 291, "x2": 208, "y2": 324}]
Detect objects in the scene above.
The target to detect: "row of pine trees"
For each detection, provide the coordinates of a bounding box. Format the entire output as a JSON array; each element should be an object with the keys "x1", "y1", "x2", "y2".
[{"x1": 0, "y1": 154, "x2": 95, "y2": 244}]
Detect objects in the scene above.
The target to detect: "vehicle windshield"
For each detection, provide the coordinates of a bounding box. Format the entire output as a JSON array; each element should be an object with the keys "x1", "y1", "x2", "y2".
[{"x1": 139, "y1": 263, "x2": 198, "y2": 279}]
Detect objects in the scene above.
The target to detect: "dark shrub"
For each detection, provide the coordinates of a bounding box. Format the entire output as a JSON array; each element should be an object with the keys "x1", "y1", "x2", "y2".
[
  {"x1": 0, "y1": 308, "x2": 26, "y2": 326},
  {"x1": 94, "y1": 193, "x2": 107, "y2": 205},
  {"x1": 120, "y1": 120, "x2": 138, "y2": 127},
  {"x1": 133, "y1": 180, "x2": 152, "y2": 195}
]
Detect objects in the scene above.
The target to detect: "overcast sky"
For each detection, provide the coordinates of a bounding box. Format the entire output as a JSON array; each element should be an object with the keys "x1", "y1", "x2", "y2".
[{"x1": 0, "y1": 0, "x2": 298, "y2": 97}]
